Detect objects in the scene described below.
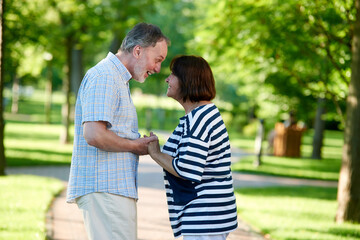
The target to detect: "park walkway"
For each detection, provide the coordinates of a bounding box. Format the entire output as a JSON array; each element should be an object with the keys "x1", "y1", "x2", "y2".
[{"x1": 7, "y1": 148, "x2": 337, "y2": 240}]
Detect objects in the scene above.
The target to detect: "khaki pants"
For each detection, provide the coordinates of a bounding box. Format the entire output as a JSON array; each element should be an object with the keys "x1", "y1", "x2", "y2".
[{"x1": 76, "y1": 192, "x2": 137, "y2": 240}]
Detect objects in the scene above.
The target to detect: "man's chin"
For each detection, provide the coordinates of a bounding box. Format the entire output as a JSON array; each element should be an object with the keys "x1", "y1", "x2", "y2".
[{"x1": 133, "y1": 77, "x2": 146, "y2": 83}]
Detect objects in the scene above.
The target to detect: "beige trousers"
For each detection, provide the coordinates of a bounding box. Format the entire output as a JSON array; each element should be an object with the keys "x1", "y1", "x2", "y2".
[{"x1": 76, "y1": 192, "x2": 137, "y2": 240}]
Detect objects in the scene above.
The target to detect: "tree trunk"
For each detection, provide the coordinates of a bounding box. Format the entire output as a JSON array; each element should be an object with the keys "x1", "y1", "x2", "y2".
[
  {"x1": 45, "y1": 60, "x2": 53, "y2": 124},
  {"x1": 71, "y1": 47, "x2": 83, "y2": 96},
  {"x1": 11, "y1": 73, "x2": 19, "y2": 114},
  {"x1": 60, "y1": 38, "x2": 72, "y2": 144},
  {"x1": 254, "y1": 119, "x2": 264, "y2": 167},
  {"x1": 109, "y1": 34, "x2": 121, "y2": 54},
  {"x1": 336, "y1": 0, "x2": 360, "y2": 223},
  {"x1": 0, "y1": 0, "x2": 6, "y2": 176},
  {"x1": 311, "y1": 97, "x2": 326, "y2": 159}
]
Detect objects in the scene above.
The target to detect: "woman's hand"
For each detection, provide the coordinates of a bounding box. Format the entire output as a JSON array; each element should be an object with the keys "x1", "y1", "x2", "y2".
[
  {"x1": 147, "y1": 132, "x2": 161, "y2": 158},
  {"x1": 144, "y1": 131, "x2": 181, "y2": 178}
]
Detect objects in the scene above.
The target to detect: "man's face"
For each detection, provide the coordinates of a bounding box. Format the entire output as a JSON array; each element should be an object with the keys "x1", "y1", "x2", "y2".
[{"x1": 133, "y1": 40, "x2": 168, "y2": 83}]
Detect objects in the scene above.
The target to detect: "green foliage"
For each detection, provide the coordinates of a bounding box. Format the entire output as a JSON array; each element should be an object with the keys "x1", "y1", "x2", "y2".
[
  {"x1": 235, "y1": 186, "x2": 360, "y2": 240},
  {"x1": 189, "y1": 0, "x2": 350, "y2": 129},
  {"x1": 131, "y1": 0, "x2": 196, "y2": 95},
  {"x1": 0, "y1": 175, "x2": 63, "y2": 239},
  {"x1": 4, "y1": 0, "x2": 163, "y2": 92},
  {"x1": 4, "y1": 0, "x2": 351, "y2": 132}
]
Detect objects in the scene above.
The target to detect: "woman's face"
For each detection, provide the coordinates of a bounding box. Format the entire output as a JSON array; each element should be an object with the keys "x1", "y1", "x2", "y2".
[{"x1": 165, "y1": 73, "x2": 181, "y2": 101}]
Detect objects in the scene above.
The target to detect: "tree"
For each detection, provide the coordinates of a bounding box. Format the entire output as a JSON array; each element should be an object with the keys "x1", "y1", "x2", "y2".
[
  {"x1": 190, "y1": 0, "x2": 350, "y2": 157},
  {"x1": 47, "y1": 0, "x2": 110, "y2": 143},
  {"x1": 336, "y1": 0, "x2": 360, "y2": 223},
  {"x1": 311, "y1": 97, "x2": 326, "y2": 159},
  {"x1": 137, "y1": 0, "x2": 196, "y2": 95},
  {"x1": 0, "y1": 0, "x2": 5, "y2": 176}
]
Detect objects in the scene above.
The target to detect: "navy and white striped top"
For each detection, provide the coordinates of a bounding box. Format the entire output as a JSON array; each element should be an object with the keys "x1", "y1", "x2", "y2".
[{"x1": 162, "y1": 103, "x2": 238, "y2": 237}]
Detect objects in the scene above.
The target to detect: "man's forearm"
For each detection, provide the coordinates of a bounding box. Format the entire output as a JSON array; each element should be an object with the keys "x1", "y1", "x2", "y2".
[{"x1": 83, "y1": 121, "x2": 138, "y2": 153}]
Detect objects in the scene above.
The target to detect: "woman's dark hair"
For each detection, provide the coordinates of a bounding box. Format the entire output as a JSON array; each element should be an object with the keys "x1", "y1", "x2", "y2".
[
  {"x1": 170, "y1": 55, "x2": 216, "y2": 102},
  {"x1": 120, "y1": 22, "x2": 170, "y2": 53}
]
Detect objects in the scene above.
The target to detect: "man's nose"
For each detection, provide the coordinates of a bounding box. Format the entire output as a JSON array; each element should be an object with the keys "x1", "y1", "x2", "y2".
[{"x1": 154, "y1": 63, "x2": 161, "y2": 73}]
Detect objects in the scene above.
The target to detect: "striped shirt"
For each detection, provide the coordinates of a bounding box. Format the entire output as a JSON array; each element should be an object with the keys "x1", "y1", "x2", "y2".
[
  {"x1": 162, "y1": 103, "x2": 238, "y2": 237},
  {"x1": 67, "y1": 52, "x2": 140, "y2": 203}
]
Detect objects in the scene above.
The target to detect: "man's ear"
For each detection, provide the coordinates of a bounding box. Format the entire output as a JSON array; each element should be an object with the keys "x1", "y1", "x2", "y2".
[{"x1": 133, "y1": 45, "x2": 142, "y2": 59}]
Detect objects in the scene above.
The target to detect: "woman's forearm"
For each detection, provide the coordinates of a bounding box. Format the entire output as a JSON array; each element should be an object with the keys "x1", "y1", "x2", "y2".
[{"x1": 150, "y1": 152, "x2": 181, "y2": 178}]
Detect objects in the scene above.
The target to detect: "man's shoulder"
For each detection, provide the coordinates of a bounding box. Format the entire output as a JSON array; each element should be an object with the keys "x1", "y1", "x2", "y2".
[{"x1": 84, "y1": 58, "x2": 116, "y2": 81}]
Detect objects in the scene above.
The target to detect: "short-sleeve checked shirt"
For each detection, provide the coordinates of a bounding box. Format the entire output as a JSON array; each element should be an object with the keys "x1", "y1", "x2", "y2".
[{"x1": 66, "y1": 52, "x2": 140, "y2": 203}]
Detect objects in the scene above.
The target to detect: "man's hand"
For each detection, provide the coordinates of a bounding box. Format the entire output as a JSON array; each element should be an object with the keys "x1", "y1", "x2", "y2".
[{"x1": 132, "y1": 134, "x2": 158, "y2": 155}]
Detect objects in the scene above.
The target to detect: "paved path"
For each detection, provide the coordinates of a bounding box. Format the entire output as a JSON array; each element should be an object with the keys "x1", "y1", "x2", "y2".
[{"x1": 7, "y1": 153, "x2": 337, "y2": 240}]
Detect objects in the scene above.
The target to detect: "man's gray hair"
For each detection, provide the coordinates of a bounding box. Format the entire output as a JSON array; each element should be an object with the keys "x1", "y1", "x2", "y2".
[{"x1": 120, "y1": 23, "x2": 170, "y2": 53}]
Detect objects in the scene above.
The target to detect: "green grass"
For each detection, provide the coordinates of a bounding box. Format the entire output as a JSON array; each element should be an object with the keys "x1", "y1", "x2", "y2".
[
  {"x1": 5, "y1": 121, "x2": 73, "y2": 166},
  {"x1": 231, "y1": 130, "x2": 343, "y2": 181},
  {"x1": 0, "y1": 175, "x2": 63, "y2": 239},
  {"x1": 235, "y1": 186, "x2": 360, "y2": 240},
  {"x1": 3, "y1": 89, "x2": 74, "y2": 166},
  {"x1": 232, "y1": 155, "x2": 340, "y2": 181}
]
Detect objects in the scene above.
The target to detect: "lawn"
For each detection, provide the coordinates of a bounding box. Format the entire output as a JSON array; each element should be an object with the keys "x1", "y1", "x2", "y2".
[
  {"x1": 0, "y1": 175, "x2": 63, "y2": 239},
  {"x1": 231, "y1": 129, "x2": 343, "y2": 181},
  {"x1": 235, "y1": 186, "x2": 360, "y2": 240},
  {"x1": 5, "y1": 121, "x2": 73, "y2": 166}
]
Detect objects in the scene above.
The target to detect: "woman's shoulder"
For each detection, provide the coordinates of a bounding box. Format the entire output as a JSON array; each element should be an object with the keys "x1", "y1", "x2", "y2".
[
  {"x1": 190, "y1": 103, "x2": 218, "y2": 118},
  {"x1": 185, "y1": 104, "x2": 224, "y2": 137}
]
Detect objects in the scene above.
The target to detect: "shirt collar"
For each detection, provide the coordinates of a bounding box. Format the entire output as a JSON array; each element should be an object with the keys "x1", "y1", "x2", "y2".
[{"x1": 106, "y1": 52, "x2": 132, "y2": 84}]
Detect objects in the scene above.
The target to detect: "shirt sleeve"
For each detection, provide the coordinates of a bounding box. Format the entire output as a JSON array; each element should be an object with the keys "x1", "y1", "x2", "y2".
[
  {"x1": 172, "y1": 134, "x2": 210, "y2": 183},
  {"x1": 80, "y1": 73, "x2": 116, "y2": 127}
]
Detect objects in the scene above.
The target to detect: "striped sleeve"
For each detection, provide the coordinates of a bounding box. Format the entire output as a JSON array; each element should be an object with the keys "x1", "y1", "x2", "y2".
[
  {"x1": 172, "y1": 135, "x2": 209, "y2": 182},
  {"x1": 171, "y1": 106, "x2": 219, "y2": 182}
]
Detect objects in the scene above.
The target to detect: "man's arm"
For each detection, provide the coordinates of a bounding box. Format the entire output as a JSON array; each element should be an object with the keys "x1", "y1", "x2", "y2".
[{"x1": 83, "y1": 121, "x2": 156, "y2": 155}]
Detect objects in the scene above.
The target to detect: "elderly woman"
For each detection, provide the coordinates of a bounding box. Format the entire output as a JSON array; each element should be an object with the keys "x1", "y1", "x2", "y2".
[{"x1": 147, "y1": 55, "x2": 238, "y2": 240}]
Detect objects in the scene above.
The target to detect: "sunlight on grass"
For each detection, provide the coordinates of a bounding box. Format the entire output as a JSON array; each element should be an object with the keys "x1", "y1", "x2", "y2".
[
  {"x1": 0, "y1": 175, "x2": 63, "y2": 239},
  {"x1": 4, "y1": 122, "x2": 73, "y2": 166},
  {"x1": 232, "y1": 155, "x2": 340, "y2": 181},
  {"x1": 231, "y1": 129, "x2": 343, "y2": 181},
  {"x1": 235, "y1": 187, "x2": 360, "y2": 240}
]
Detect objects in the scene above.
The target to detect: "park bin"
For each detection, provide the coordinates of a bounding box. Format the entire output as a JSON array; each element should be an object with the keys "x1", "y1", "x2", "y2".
[{"x1": 273, "y1": 122, "x2": 305, "y2": 157}]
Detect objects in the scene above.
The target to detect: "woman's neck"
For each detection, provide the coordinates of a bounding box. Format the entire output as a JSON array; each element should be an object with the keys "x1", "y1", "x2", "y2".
[{"x1": 181, "y1": 100, "x2": 211, "y2": 114}]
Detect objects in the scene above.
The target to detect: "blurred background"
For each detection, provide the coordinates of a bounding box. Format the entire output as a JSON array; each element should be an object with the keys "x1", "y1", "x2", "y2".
[
  {"x1": 1, "y1": 1, "x2": 359, "y2": 239},
  {"x1": 2, "y1": 0, "x2": 349, "y2": 140}
]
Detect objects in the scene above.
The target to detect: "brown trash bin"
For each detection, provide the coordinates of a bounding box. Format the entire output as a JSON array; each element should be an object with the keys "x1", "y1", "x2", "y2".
[{"x1": 273, "y1": 122, "x2": 305, "y2": 157}]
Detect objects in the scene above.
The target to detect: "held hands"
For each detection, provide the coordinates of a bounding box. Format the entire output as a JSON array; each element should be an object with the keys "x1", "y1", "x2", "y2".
[
  {"x1": 145, "y1": 132, "x2": 179, "y2": 177},
  {"x1": 134, "y1": 132, "x2": 158, "y2": 155},
  {"x1": 146, "y1": 132, "x2": 161, "y2": 158}
]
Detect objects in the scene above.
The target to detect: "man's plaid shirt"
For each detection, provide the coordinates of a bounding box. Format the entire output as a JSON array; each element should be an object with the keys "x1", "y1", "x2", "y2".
[{"x1": 67, "y1": 52, "x2": 140, "y2": 203}]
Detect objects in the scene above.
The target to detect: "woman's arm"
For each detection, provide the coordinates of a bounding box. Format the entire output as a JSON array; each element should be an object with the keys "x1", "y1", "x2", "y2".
[{"x1": 147, "y1": 132, "x2": 181, "y2": 178}]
